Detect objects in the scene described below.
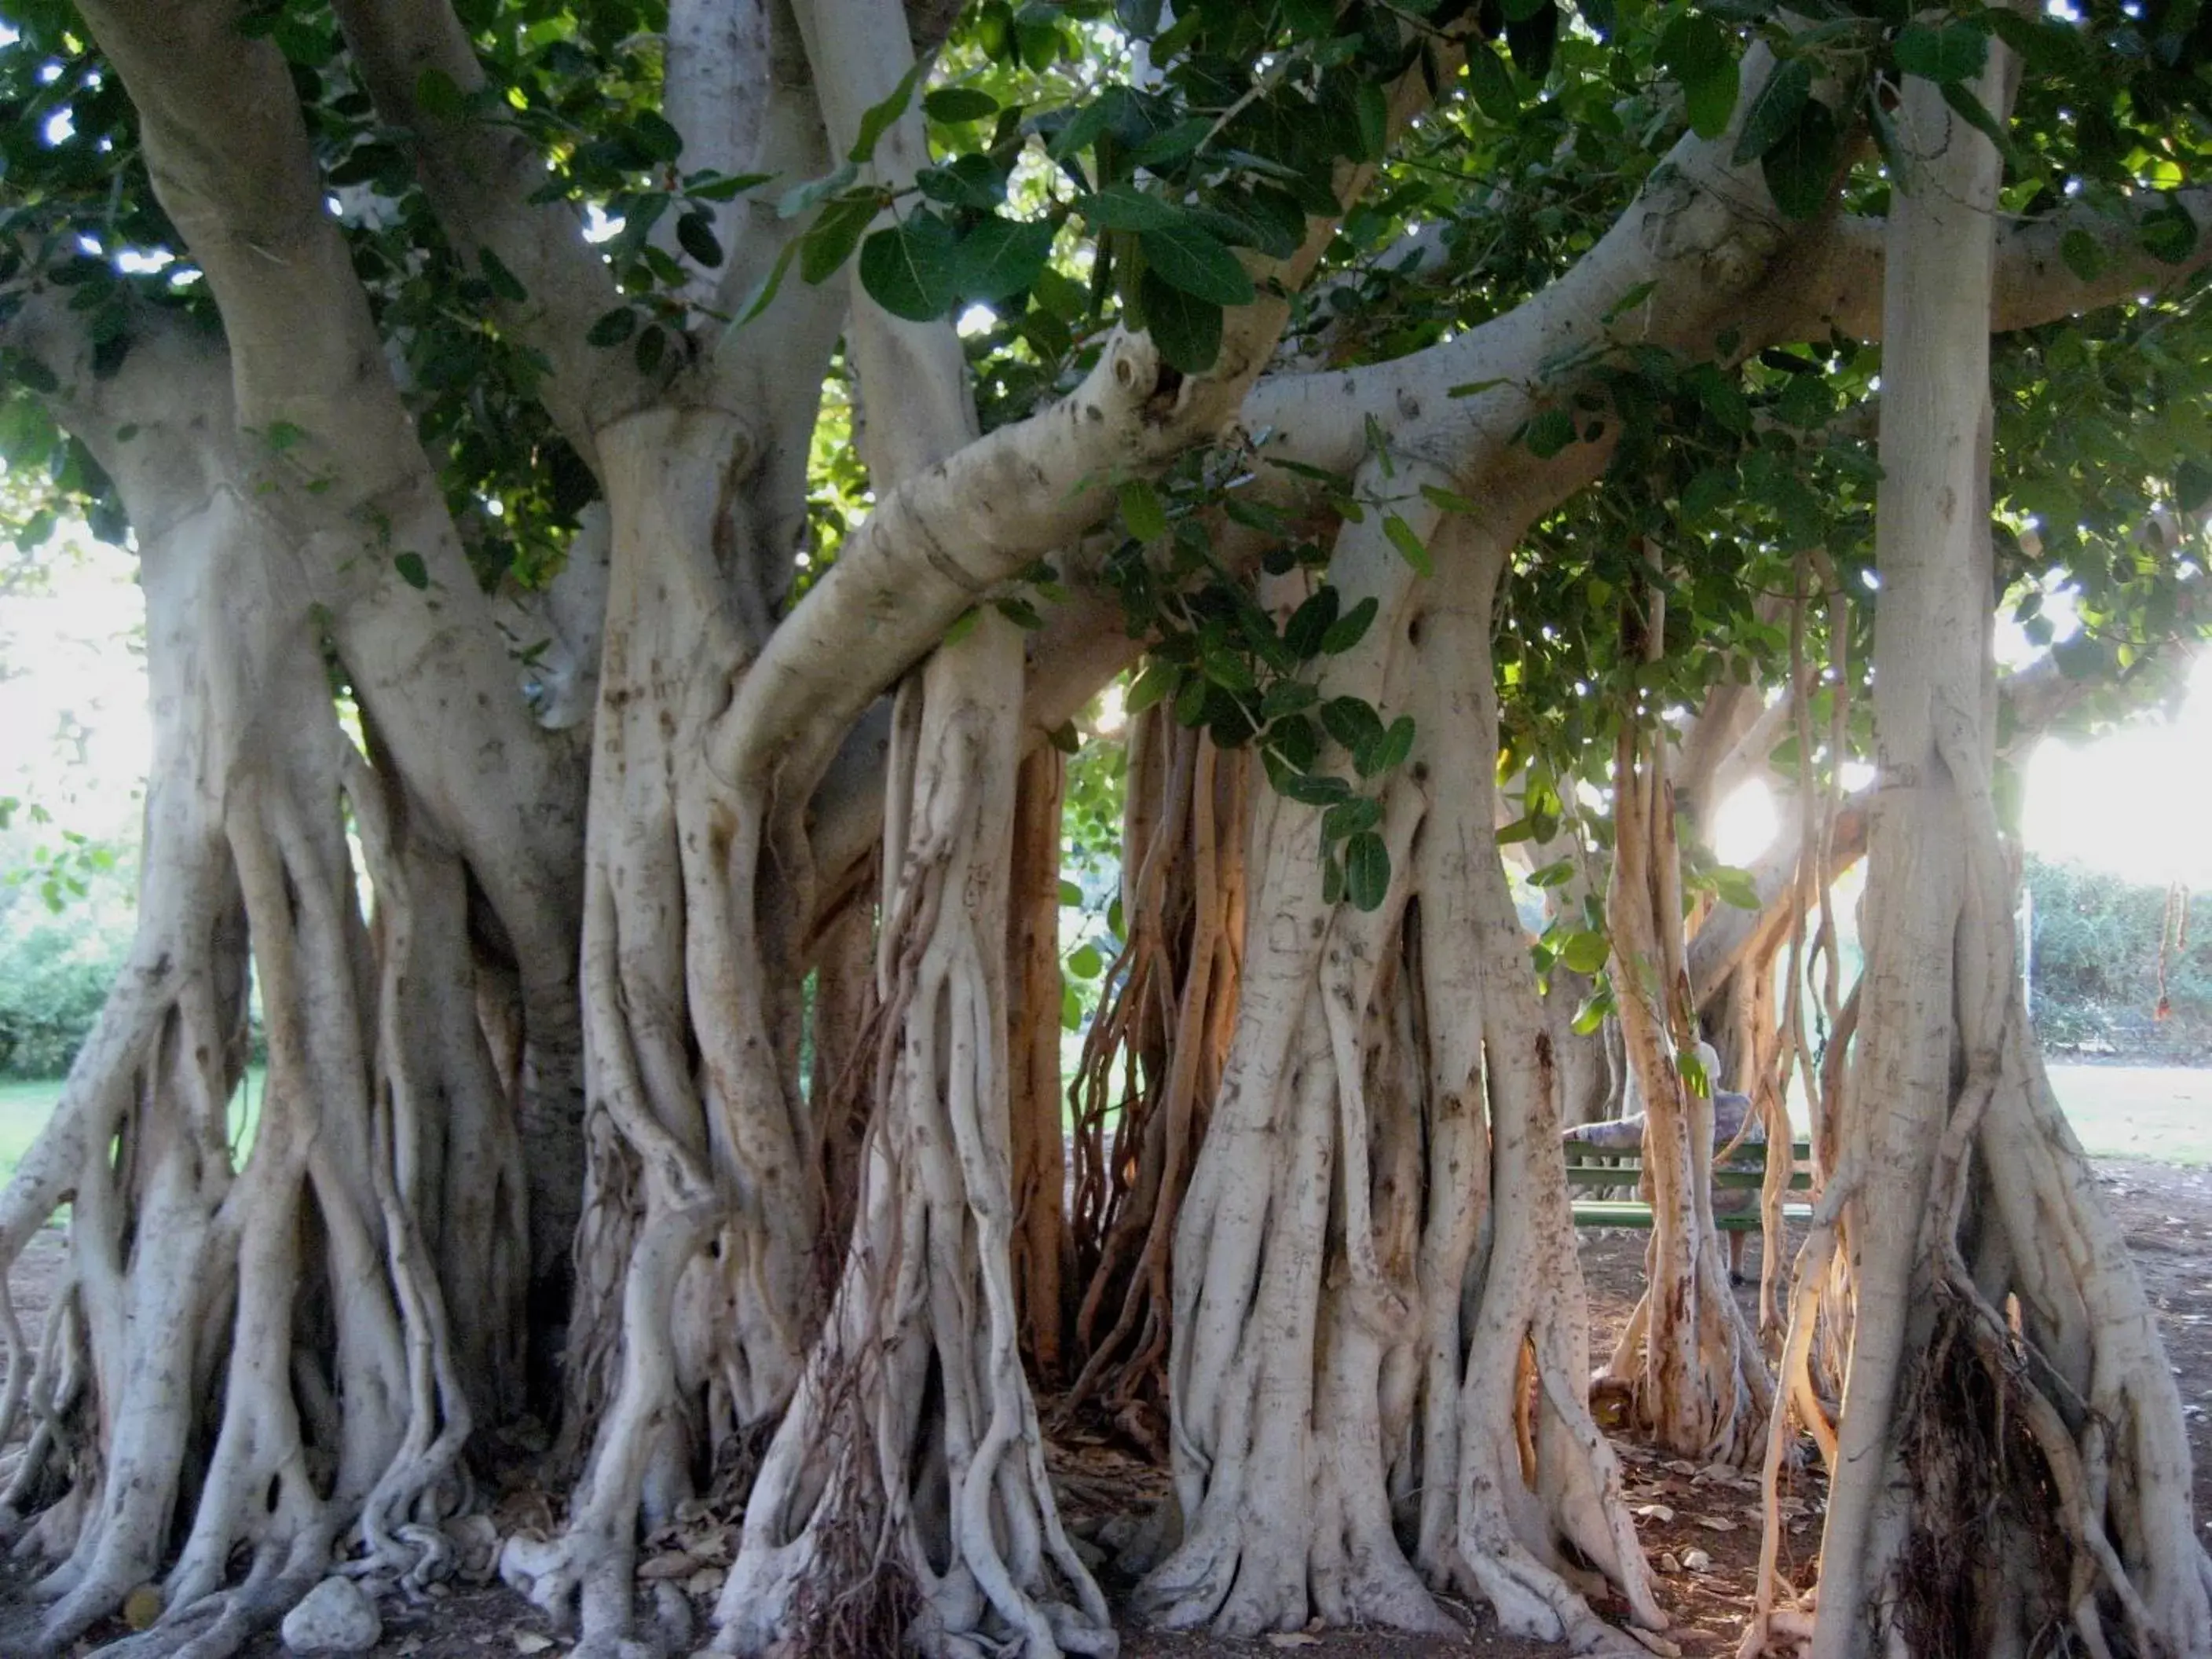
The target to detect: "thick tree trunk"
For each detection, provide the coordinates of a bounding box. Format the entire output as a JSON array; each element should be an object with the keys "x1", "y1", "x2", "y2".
[
  {"x1": 1136, "y1": 503, "x2": 1661, "y2": 1648},
  {"x1": 1749, "y1": 38, "x2": 2212, "y2": 1659},
  {"x1": 721, "y1": 617, "x2": 1115, "y2": 1658},
  {"x1": 0, "y1": 416, "x2": 527, "y2": 1657}
]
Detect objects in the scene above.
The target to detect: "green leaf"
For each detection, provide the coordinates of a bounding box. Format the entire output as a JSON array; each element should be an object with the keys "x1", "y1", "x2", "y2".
[
  {"x1": 2140, "y1": 195, "x2": 2200, "y2": 266},
  {"x1": 1062, "y1": 983, "x2": 1084, "y2": 1030},
  {"x1": 1119, "y1": 478, "x2": 1169, "y2": 541},
  {"x1": 1068, "y1": 942, "x2": 1104, "y2": 979},
  {"x1": 728, "y1": 239, "x2": 800, "y2": 331},
  {"x1": 2059, "y1": 225, "x2": 2104, "y2": 282},
  {"x1": 686, "y1": 170, "x2": 774, "y2": 202},
  {"x1": 1322, "y1": 797, "x2": 1383, "y2": 840},
  {"x1": 925, "y1": 86, "x2": 1001, "y2": 123},
  {"x1": 414, "y1": 65, "x2": 465, "y2": 122},
  {"x1": 851, "y1": 62, "x2": 925, "y2": 164},
  {"x1": 943, "y1": 606, "x2": 982, "y2": 647},
  {"x1": 1343, "y1": 831, "x2": 1390, "y2": 911},
  {"x1": 1139, "y1": 273, "x2": 1225, "y2": 374},
  {"x1": 1939, "y1": 80, "x2": 2016, "y2": 167},
  {"x1": 801, "y1": 193, "x2": 880, "y2": 284},
  {"x1": 779, "y1": 161, "x2": 860, "y2": 219},
  {"x1": 1504, "y1": 2, "x2": 1558, "y2": 81},
  {"x1": 676, "y1": 211, "x2": 724, "y2": 267},
  {"x1": 952, "y1": 216, "x2": 1053, "y2": 301},
  {"x1": 1320, "y1": 595, "x2": 1378, "y2": 654},
  {"x1": 1559, "y1": 929, "x2": 1610, "y2": 974},
  {"x1": 1570, "y1": 991, "x2": 1613, "y2": 1034},
  {"x1": 1760, "y1": 97, "x2": 1840, "y2": 221},
  {"x1": 1712, "y1": 866, "x2": 1763, "y2": 910},
  {"x1": 1320, "y1": 696, "x2": 1385, "y2": 753},
  {"x1": 394, "y1": 551, "x2": 430, "y2": 590},
  {"x1": 1059, "y1": 877, "x2": 1085, "y2": 905},
  {"x1": 1894, "y1": 20, "x2": 1988, "y2": 86},
  {"x1": 478, "y1": 247, "x2": 527, "y2": 302},
  {"x1": 1280, "y1": 771, "x2": 1353, "y2": 806},
  {"x1": 917, "y1": 155, "x2": 1005, "y2": 209},
  {"x1": 633, "y1": 110, "x2": 684, "y2": 163},
  {"x1": 1522, "y1": 407, "x2": 1577, "y2": 459},
  {"x1": 587, "y1": 307, "x2": 638, "y2": 347},
  {"x1": 1600, "y1": 280, "x2": 1658, "y2": 325},
  {"x1": 1685, "y1": 63, "x2": 1741, "y2": 141},
  {"x1": 1174, "y1": 671, "x2": 1209, "y2": 726},
  {"x1": 1139, "y1": 224, "x2": 1255, "y2": 306},
  {"x1": 1126, "y1": 661, "x2": 1176, "y2": 712},
  {"x1": 264, "y1": 419, "x2": 307, "y2": 453},
  {"x1": 1464, "y1": 46, "x2": 1520, "y2": 123},
  {"x1": 1731, "y1": 57, "x2": 1812, "y2": 165},
  {"x1": 1133, "y1": 116, "x2": 1216, "y2": 167},
  {"x1": 1284, "y1": 586, "x2": 1341, "y2": 658},
  {"x1": 1353, "y1": 81, "x2": 1388, "y2": 163},
  {"x1": 1658, "y1": 13, "x2": 1739, "y2": 141},
  {"x1": 859, "y1": 215, "x2": 961, "y2": 320},
  {"x1": 1382, "y1": 513, "x2": 1433, "y2": 576},
  {"x1": 1357, "y1": 715, "x2": 1415, "y2": 778}
]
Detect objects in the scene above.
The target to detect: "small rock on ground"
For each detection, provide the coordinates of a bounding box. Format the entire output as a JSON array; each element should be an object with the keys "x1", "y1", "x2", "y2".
[{"x1": 281, "y1": 1576, "x2": 383, "y2": 1654}]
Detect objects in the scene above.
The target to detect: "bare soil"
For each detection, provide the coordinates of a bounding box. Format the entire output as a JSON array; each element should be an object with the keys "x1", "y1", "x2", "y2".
[{"x1": 12, "y1": 1155, "x2": 2210, "y2": 1657}]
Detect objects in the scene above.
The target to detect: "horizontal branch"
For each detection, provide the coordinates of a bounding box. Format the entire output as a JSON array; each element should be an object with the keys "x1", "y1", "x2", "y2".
[
  {"x1": 712, "y1": 27, "x2": 1459, "y2": 801},
  {"x1": 1752, "y1": 189, "x2": 2212, "y2": 346}
]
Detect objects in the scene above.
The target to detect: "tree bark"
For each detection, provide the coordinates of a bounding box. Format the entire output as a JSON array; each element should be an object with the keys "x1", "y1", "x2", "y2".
[{"x1": 1007, "y1": 747, "x2": 1071, "y2": 1381}]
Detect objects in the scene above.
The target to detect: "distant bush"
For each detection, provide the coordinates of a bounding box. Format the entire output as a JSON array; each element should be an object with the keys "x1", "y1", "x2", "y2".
[
  {"x1": 0, "y1": 821, "x2": 136, "y2": 1079},
  {"x1": 2027, "y1": 855, "x2": 2212, "y2": 1062},
  {"x1": 0, "y1": 914, "x2": 130, "y2": 1077}
]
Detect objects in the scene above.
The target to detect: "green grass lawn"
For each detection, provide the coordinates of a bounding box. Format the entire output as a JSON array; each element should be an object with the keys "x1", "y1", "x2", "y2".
[
  {"x1": 0, "y1": 1078, "x2": 59, "y2": 1181},
  {"x1": 0, "y1": 1068, "x2": 265, "y2": 1189}
]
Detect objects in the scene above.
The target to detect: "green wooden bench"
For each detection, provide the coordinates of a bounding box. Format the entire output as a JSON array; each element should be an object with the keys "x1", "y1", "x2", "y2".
[{"x1": 1565, "y1": 1137, "x2": 1815, "y2": 1231}]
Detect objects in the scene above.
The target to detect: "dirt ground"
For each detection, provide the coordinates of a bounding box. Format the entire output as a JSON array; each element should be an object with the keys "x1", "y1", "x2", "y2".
[{"x1": 11, "y1": 1154, "x2": 2210, "y2": 1658}]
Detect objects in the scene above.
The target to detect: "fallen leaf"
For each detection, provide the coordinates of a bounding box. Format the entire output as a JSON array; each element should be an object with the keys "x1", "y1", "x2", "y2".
[
  {"x1": 1634, "y1": 1503, "x2": 1676, "y2": 1522},
  {"x1": 1694, "y1": 1514, "x2": 1738, "y2": 1532},
  {"x1": 515, "y1": 1635, "x2": 556, "y2": 1656},
  {"x1": 639, "y1": 1551, "x2": 700, "y2": 1580},
  {"x1": 1266, "y1": 1635, "x2": 1322, "y2": 1649}
]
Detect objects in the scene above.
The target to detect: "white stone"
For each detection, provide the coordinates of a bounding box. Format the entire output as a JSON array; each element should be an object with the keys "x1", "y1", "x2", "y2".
[{"x1": 281, "y1": 1577, "x2": 383, "y2": 1654}]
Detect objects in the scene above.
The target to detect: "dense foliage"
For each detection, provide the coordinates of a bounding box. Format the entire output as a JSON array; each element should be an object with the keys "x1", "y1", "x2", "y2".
[{"x1": 2029, "y1": 853, "x2": 2212, "y2": 1057}]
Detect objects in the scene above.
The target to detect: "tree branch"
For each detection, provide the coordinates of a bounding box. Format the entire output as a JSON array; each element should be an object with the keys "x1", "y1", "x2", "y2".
[
  {"x1": 709, "y1": 23, "x2": 1460, "y2": 800},
  {"x1": 1750, "y1": 189, "x2": 2212, "y2": 346},
  {"x1": 328, "y1": 0, "x2": 658, "y2": 474}
]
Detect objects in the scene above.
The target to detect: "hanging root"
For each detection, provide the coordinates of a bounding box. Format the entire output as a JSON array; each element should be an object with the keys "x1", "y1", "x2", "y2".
[
  {"x1": 722, "y1": 628, "x2": 1115, "y2": 1659},
  {"x1": 1063, "y1": 708, "x2": 1243, "y2": 1443},
  {"x1": 1601, "y1": 613, "x2": 1771, "y2": 1467}
]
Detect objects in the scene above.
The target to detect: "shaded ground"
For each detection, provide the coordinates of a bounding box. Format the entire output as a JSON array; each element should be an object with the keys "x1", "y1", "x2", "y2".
[{"x1": 8, "y1": 1153, "x2": 2210, "y2": 1657}]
